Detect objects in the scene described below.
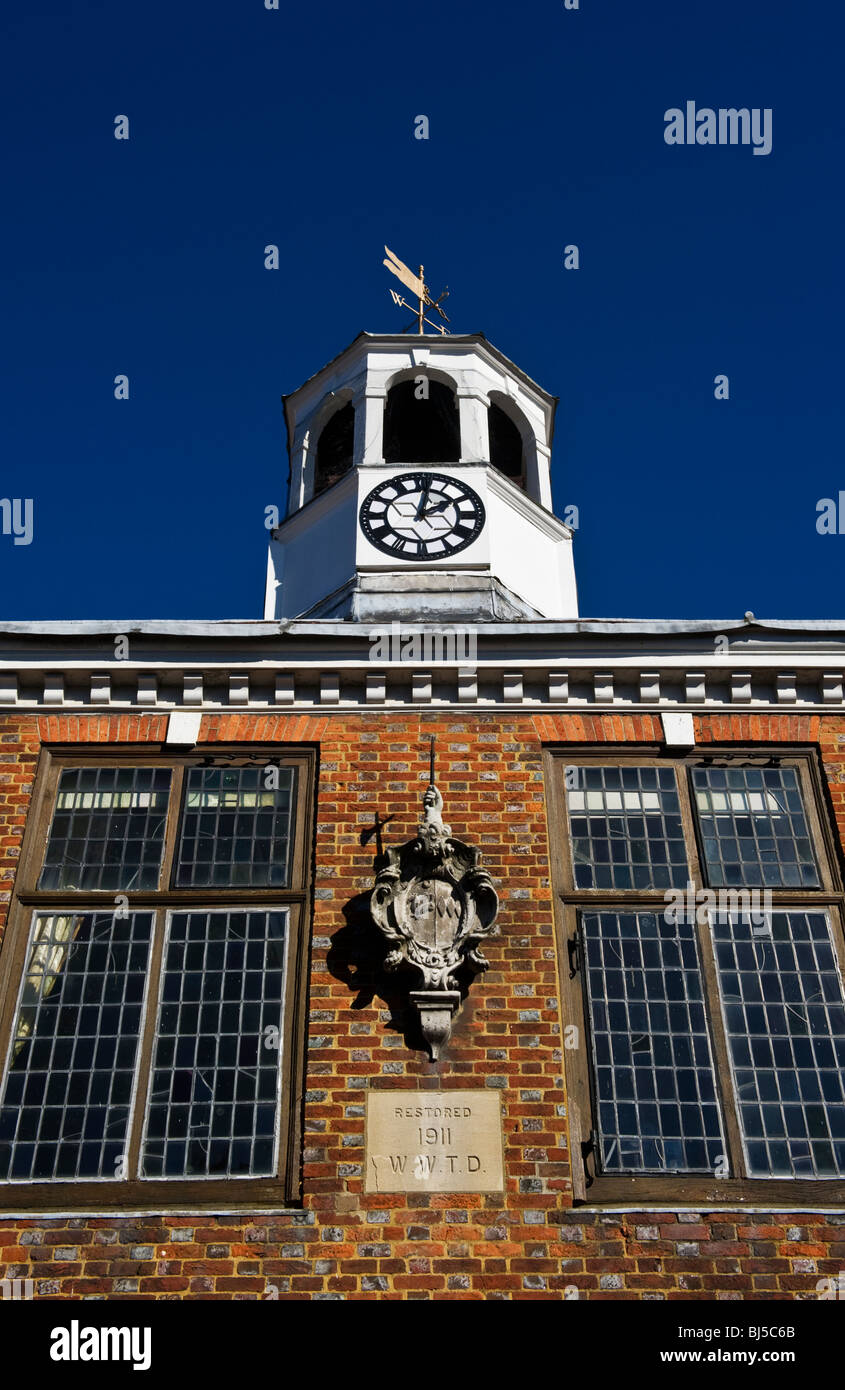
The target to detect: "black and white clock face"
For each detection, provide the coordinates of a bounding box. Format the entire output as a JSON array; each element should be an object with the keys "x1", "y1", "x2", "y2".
[{"x1": 359, "y1": 472, "x2": 485, "y2": 561}]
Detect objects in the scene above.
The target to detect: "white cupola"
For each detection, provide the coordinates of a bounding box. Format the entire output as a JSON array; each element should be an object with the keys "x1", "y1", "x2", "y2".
[{"x1": 264, "y1": 333, "x2": 578, "y2": 622}]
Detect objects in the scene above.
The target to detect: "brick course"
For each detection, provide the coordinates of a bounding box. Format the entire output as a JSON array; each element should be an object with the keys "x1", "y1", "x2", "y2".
[{"x1": 0, "y1": 710, "x2": 843, "y2": 1299}]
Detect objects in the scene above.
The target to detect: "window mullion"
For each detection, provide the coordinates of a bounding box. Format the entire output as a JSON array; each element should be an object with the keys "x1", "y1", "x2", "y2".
[
  {"x1": 797, "y1": 759, "x2": 841, "y2": 893},
  {"x1": 125, "y1": 907, "x2": 168, "y2": 1181},
  {"x1": 557, "y1": 901, "x2": 598, "y2": 1198},
  {"x1": 123, "y1": 765, "x2": 184, "y2": 1180},
  {"x1": 679, "y1": 759, "x2": 749, "y2": 1179},
  {"x1": 694, "y1": 909, "x2": 748, "y2": 1179},
  {"x1": 676, "y1": 760, "x2": 704, "y2": 890},
  {"x1": 159, "y1": 765, "x2": 185, "y2": 889}
]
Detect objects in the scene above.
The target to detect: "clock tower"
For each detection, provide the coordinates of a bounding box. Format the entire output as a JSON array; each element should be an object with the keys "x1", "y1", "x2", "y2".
[{"x1": 264, "y1": 332, "x2": 578, "y2": 622}]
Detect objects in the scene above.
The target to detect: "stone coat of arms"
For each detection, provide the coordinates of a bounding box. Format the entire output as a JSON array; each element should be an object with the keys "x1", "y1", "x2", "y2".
[{"x1": 369, "y1": 780, "x2": 500, "y2": 1059}]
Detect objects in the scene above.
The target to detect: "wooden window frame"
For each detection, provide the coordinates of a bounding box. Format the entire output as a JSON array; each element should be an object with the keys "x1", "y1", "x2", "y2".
[
  {"x1": 0, "y1": 745, "x2": 316, "y2": 1213},
  {"x1": 544, "y1": 743, "x2": 845, "y2": 1207}
]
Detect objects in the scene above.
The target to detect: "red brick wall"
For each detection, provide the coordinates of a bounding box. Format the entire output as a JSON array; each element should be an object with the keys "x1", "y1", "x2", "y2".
[{"x1": 0, "y1": 709, "x2": 843, "y2": 1300}]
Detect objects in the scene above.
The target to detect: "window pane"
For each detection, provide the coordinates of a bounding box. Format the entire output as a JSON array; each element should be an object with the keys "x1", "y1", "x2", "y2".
[
  {"x1": 38, "y1": 768, "x2": 171, "y2": 891},
  {"x1": 582, "y1": 910, "x2": 726, "y2": 1173},
  {"x1": 141, "y1": 909, "x2": 288, "y2": 1179},
  {"x1": 692, "y1": 766, "x2": 820, "y2": 889},
  {"x1": 175, "y1": 767, "x2": 295, "y2": 887},
  {"x1": 712, "y1": 910, "x2": 845, "y2": 1177},
  {"x1": 566, "y1": 766, "x2": 688, "y2": 890},
  {"x1": 0, "y1": 912, "x2": 153, "y2": 1181}
]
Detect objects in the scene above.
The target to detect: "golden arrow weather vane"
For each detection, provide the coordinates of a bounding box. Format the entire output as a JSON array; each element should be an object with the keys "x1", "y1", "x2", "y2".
[{"x1": 383, "y1": 246, "x2": 451, "y2": 335}]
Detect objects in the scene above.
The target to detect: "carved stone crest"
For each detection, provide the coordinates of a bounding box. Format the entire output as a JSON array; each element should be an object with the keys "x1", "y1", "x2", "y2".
[{"x1": 369, "y1": 772, "x2": 499, "y2": 1060}]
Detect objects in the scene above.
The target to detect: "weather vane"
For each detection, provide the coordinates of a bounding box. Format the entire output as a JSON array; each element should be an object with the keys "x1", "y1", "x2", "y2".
[{"x1": 383, "y1": 246, "x2": 451, "y2": 335}]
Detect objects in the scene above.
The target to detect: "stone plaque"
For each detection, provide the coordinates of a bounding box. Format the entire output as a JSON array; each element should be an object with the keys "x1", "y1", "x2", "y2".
[{"x1": 365, "y1": 1090, "x2": 504, "y2": 1193}]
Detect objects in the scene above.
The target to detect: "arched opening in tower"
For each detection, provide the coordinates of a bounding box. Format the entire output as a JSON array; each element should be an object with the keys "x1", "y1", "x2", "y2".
[
  {"x1": 488, "y1": 403, "x2": 525, "y2": 489},
  {"x1": 313, "y1": 403, "x2": 354, "y2": 497},
  {"x1": 383, "y1": 379, "x2": 460, "y2": 464}
]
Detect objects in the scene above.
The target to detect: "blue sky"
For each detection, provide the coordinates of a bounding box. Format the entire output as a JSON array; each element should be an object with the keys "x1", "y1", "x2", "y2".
[{"x1": 1, "y1": 0, "x2": 843, "y2": 620}]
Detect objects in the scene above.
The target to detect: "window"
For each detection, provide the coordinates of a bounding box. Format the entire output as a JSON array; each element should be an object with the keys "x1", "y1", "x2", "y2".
[
  {"x1": 0, "y1": 750, "x2": 314, "y2": 1210},
  {"x1": 545, "y1": 749, "x2": 845, "y2": 1204}
]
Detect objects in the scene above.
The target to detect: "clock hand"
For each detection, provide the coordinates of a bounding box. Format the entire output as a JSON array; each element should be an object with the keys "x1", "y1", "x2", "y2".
[
  {"x1": 421, "y1": 497, "x2": 451, "y2": 518},
  {"x1": 415, "y1": 478, "x2": 432, "y2": 520}
]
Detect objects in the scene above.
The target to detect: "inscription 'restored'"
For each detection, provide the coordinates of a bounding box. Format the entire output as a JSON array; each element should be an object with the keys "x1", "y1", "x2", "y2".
[{"x1": 365, "y1": 1090, "x2": 504, "y2": 1193}]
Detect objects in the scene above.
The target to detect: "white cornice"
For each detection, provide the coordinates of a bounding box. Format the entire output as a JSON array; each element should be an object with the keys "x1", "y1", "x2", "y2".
[
  {"x1": 0, "y1": 658, "x2": 843, "y2": 712},
  {"x1": 1, "y1": 619, "x2": 844, "y2": 710},
  {"x1": 485, "y1": 468, "x2": 572, "y2": 539},
  {"x1": 283, "y1": 332, "x2": 557, "y2": 414}
]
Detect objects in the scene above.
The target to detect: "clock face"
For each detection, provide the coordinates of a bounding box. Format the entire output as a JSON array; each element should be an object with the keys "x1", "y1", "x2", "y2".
[{"x1": 359, "y1": 472, "x2": 485, "y2": 561}]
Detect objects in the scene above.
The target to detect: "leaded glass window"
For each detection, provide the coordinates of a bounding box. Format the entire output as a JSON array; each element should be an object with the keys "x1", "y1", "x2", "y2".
[
  {"x1": 712, "y1": 910, "x2": 845, "y2": 1177},
  {"x1": 568, "y1": 766, "x2": 687, "y2": 890},
  {"x1": 583, "y1": 910, "x2": 725, "y2": 1173},
  {"x1": 552, "y1": 753, "x2": 845, "y2": 1199},
  {"x1": 175, "y1": 767, "x2": 294, "y2": 887},
  {"x1": 692, "y1": 766, "x2": 820, "y2": 889},
  {"x1": 142, "y1": 909, "x2": 288, "y2": 1179},
  {"x1": 0, "y1": 912, "x2": 153, "y2": 1181},
  {"x1": 39, "y1": 768, "x2": 171, "y2": 891},
  {"x1": 0, "y1": 752, "x2": 312, "y2": 1206}
]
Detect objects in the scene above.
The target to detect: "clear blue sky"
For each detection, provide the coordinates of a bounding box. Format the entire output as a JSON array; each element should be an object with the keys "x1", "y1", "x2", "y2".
[{"x1": 1, "y1": 0, "x2": 843, "y2": 620}]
